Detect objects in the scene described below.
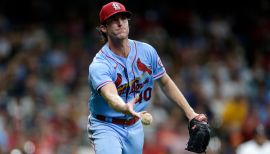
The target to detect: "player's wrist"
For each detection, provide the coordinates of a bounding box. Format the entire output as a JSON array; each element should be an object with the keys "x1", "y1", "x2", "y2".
[
  {"x1": 187, "y1": 111, "x2": 198, "y2": 121},
  {"x1": 121, "y1": 104, "x2": 130, "y2": 114}
]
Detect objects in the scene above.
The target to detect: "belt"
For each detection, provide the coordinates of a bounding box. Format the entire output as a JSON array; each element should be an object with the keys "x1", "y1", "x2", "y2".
[{"x1": 93, "y1": 114, "x2": 139, "y2": 126}]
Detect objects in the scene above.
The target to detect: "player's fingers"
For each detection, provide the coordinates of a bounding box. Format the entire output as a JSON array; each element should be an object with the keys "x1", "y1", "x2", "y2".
[
  {"x1": 126, "y1": 105, "x2": 140, "y2": 119},
  {"x1": 126, "y1": 94, "x2": 141, "y2": 118},
  {"x1": 195, "y1": 114, "x2": 208, "y2": 123},
  {"x1": 130, "y1": 110, "x2": 141, "y2": 118},
  {"x1": 138, "y1": 111, "x2": 147, "y2": 117},
  {"x1": 127, "y1": 105, "x2": 140, "y2": 118}
]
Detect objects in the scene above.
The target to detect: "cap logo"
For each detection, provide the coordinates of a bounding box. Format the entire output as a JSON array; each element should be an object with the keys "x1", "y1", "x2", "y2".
[{"x1": 112, "y1": 3, "x2": 121, "y2": 10}]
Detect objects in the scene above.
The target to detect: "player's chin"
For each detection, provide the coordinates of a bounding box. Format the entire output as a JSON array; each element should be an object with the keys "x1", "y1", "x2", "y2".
[{"x1": 116, "y1": 34, "x2": 129, "y2": 39}]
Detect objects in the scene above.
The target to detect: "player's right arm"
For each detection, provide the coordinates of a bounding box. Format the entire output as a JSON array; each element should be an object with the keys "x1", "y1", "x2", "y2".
[
  {"x1": 99, "y1": 83, "x2": 141, "y2": 118},
  {"x1": 89, "y1": 59, "x2": 140, "y2": 118}
]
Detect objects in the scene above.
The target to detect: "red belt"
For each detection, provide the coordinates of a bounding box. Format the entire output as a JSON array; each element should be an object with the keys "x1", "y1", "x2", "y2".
[{"x1": 94, "y1": 114, "x2": 139, "y2": 126}]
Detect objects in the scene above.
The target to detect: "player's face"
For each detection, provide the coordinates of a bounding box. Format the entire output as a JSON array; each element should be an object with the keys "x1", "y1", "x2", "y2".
[{"x1": 105, "y1": 14, "x2": 129, "y2": 40}]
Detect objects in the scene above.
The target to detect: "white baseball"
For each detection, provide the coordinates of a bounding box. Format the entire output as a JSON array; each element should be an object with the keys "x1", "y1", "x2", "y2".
[{"x1": 141, "y1": 112, "x2": 153, "y2": 125}]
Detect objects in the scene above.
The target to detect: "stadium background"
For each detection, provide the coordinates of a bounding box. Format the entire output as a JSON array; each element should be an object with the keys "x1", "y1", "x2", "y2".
[{"x1": 0, "y1": 0, "x2": 269, "y2": 153}]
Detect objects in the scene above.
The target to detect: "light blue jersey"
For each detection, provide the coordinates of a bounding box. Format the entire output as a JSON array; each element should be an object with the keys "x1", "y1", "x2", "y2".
[
  {"x1": 88, "y1": 39, "x2": 165, "y2": 154},
  {"x1": 88, "y1": 39, "x2": 166, "y2": 118}
]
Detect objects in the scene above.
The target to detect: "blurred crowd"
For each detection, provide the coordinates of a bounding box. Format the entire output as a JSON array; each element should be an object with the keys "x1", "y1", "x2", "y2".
[{"x1": 0, "y1": 0, "x2": 270, "y2": 154}]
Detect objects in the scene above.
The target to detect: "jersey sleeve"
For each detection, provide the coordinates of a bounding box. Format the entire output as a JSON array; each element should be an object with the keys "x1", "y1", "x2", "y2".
[
  {"x1": 150, "y1": 46, "x2": 166, "y2": 80},
  {"x1": 89, "y1": 62, "x2": 113, "y2": 91}
]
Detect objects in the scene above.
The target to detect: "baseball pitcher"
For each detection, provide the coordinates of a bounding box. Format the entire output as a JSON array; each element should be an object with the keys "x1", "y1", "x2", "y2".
[{"x1": 87, "y1": 1, "x2": 210, "y2": 154}]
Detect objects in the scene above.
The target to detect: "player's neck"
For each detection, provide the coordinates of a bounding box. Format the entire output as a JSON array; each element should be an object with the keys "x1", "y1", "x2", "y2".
[{"x1": 108, "y1": 39, "x2": 130, "y2": 58}]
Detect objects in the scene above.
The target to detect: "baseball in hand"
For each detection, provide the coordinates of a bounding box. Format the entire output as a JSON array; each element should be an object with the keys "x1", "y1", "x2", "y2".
[{"x1": 141, "y1": 112, "x2": 153, "y2": 125}]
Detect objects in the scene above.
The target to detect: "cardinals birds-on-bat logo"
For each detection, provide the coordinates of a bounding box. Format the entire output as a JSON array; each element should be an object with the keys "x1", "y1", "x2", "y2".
[
  {"x1": 115, "y1": 73, "x2": 122, "y2": 87},
  {"x1": 137, "y1": 58, "x2": 152, "y2": 75}
]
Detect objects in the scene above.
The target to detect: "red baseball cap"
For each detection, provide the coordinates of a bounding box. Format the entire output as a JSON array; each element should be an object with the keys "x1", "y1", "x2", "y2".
[{"x1": 99, "y1": 1, "x2": 132, "y2": 24}]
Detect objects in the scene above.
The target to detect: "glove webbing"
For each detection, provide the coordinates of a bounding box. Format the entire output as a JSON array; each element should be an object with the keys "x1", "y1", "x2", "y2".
[{"x1": 186, "y1": 118, "x2": 210, "y2": 154}]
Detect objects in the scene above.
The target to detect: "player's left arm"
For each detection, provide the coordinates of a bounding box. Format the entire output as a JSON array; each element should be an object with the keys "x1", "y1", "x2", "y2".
[
  {"x1": 156, "y1": 73, "x2": 198, "y2": 120},
  {"x1": 146, "y1": 43, "x2": 199, "y2": 120}
]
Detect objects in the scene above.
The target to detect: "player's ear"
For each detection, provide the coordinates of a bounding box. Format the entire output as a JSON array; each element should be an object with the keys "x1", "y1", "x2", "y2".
[
  {"x1": 96, "y1": 25, "x2": 108, "y2": 43},
  {"x1": 98, "y1": 25, "x2": 107, "y2": 33}
]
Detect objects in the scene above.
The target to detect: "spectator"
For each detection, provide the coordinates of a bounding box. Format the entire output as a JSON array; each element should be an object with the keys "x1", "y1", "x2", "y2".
[{"x1": 236, "y1": 124, "x2": 270, "y2": 154}]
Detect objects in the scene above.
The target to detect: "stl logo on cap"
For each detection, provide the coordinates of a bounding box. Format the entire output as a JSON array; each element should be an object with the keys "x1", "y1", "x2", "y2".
[
  {"x1": 112, "y1": 2, "x2": 121, "y2": 10},
  {"x1": 99, "y1": 1, "x2": 132, "y2": 24}
]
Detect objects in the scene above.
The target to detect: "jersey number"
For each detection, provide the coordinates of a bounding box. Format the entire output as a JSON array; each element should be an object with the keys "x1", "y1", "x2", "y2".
[{"x1": 137, "y1": 87, "x2": 152, "y2": 103}]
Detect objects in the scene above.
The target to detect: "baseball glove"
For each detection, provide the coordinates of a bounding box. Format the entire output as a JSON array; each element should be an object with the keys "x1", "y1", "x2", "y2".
[{"x1": 185, "y1": 114, "x2": 211, "y2": 153}]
